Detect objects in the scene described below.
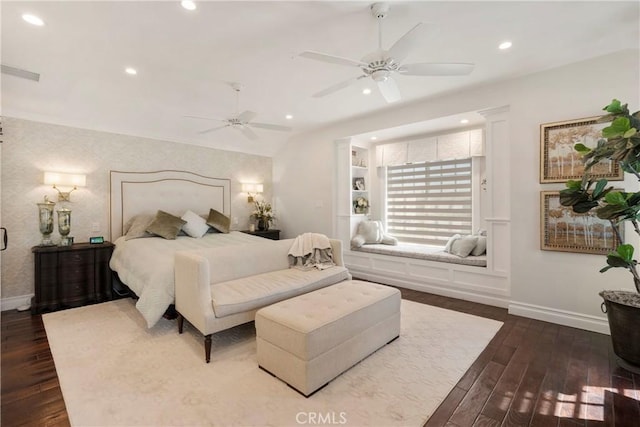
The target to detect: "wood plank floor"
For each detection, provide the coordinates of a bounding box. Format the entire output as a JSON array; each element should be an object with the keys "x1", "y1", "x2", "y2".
[{"x1": 2, "y1": 288, "x2": 639, "y2": 426}]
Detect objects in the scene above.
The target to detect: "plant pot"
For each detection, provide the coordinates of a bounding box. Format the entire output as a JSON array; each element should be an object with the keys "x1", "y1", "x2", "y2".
[
  {"x1": 257, "y1": 219, "x2": 269, "y2": 231},
  {"x1": 600, "y1": 290, "x2": 640, "y2": 372}
]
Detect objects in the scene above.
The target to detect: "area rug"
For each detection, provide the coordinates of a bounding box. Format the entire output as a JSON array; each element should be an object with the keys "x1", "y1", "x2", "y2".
[{"x1": 43, "y1": 298, "x2": 502, "y2": 426}]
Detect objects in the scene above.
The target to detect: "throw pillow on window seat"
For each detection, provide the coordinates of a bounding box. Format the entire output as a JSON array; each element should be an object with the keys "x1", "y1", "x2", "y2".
[
  {"x1": 350, "y1": 220, "x2": 398, "y2": 248},
  {"x1": 445, "y1": 234, "x2": 486, "y2": 257}
]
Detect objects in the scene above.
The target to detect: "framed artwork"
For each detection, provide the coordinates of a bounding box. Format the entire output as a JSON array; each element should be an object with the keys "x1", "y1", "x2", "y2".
[
  {"x1": 540, "y1": 191, "x2": 622, "y2": 254},
  {"x1": 352, "y1": 177, "x2": 365, "y2": 191},
  {"x1": 540, "y1": 117, "x2": 623, "y2": 183}
]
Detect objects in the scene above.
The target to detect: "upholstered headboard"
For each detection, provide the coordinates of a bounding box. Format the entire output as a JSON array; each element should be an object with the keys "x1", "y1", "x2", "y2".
[{"x1": 109, "y1": 170, "x2": 231, "y2": 241}]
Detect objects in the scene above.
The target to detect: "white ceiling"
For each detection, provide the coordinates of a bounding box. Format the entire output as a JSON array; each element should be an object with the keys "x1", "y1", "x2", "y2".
[{"x1": 2, "y1": 1, "x2": 639, "y2": 156}]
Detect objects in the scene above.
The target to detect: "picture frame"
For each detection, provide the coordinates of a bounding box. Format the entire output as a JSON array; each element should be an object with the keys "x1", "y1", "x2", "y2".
[
  {"x1": 352, "y1": 177, "x2": 365, "y2": 191},
  {"x1": 540, "y1": 117, "x2": 623, "y2": 183},
  {"x1": 540, "y1": 191, "x2": 622, "y2": 254}
]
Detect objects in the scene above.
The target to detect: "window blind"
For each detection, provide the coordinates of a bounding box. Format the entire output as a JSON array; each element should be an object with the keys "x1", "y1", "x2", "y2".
[{"x1": 386, "y1": 158, "x2": 472, "y2": 246}]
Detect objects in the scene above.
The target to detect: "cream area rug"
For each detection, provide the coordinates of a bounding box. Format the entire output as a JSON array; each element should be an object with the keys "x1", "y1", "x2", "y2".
[{"x1": 43, "y1": 298, "x2": 502, "y2": 427}]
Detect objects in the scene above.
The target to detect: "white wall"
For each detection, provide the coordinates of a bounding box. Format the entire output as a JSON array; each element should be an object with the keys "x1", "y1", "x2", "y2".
[
  {"x1": 1, "y1": 118, "x2": 272, "y2": 309},
  {"x1": 274, "y1": 49, "x2": 640, "y2": 332}
]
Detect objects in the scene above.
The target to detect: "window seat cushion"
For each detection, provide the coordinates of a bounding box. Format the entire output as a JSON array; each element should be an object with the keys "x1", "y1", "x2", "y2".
[{"x1": 352, "y1": 243, "x2": 487, "y2": 267}]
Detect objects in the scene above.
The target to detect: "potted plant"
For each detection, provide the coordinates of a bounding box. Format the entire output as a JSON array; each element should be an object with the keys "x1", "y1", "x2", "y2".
[
  {"x1": 353, "y1": 196, "x2": 370, "y2": 214},
  {"x1": 559, "y1": 99, "x2": 640, "y2": 372},
  {"x1": 252, "y1": 200, "x2": 275, "y2": 231}
]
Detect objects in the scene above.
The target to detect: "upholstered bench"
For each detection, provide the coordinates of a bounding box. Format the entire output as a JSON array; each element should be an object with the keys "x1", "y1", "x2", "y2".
[{"x1": 255, "y1": 280, "x2": 401, "y2": 396}]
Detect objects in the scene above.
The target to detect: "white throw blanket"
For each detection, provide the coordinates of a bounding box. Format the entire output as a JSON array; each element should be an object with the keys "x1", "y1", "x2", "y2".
[{"x1": 288, "y1": 232, "x2": 335, "y2": 270}]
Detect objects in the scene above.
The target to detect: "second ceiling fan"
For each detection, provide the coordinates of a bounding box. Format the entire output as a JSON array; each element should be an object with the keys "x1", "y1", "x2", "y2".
[
  {"x1": 185, "y1": 83, "x2": 292, "y2": 140},
  {"x1": 300, "y1": 2, "x2": 474, "y2": 103}
]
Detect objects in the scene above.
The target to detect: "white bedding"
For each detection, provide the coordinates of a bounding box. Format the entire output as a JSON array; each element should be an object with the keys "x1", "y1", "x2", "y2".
[{"x1": 109, "y1": 231, "x2": 265, "y2": 327}]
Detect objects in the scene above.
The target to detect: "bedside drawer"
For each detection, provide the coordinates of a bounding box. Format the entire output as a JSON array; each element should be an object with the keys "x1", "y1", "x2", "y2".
[{"x1": 59, "y1": 250, "x2": 93, "y2": 266}]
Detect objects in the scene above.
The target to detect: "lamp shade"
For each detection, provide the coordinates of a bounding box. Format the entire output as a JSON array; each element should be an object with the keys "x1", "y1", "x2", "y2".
[
  {"x1": 242, "y1": 183, "x2": 263, "y2": 193},
  {"x1": 44, "y1": 172, "x2": 86, "y2": 187}
]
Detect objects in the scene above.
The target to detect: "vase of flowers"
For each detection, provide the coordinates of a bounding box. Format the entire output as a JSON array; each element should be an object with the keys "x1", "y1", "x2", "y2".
[
  {"x1": 252, "y1": 200, "x2": 275, "y2": 231},
  {"x1": 353, "y1": 196, "x2": 369, "y2": 214}
]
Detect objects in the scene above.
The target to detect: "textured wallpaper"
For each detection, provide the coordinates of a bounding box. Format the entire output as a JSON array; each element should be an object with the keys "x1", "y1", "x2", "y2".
[{"x1": 1, "y1": 118, "x2": 272, "y2": 301}]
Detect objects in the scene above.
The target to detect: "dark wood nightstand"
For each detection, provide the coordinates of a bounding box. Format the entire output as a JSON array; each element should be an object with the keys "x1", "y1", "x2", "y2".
[
  {"x1": 241, "y1": 229, "x2": 280, "y2": 240},
  {"x1": 31, "y1": 242, "x2": 115, "y2": 314}
]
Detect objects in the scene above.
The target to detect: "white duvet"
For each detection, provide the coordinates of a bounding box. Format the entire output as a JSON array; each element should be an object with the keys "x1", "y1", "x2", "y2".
[{"x1": 109, "y1": 231, "x2": 265, "y2": 327}]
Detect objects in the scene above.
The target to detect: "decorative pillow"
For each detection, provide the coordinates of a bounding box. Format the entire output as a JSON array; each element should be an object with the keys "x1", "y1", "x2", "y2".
[
  {"x1": 146, "y1": 210, "x2": 186, "y2": 240},
  {"x1": 444, "y1": 234, "x2": 462, "y2": 253},
  {"x1": 471, "y1": 235, "x2": 487, "y2": 256},
  {"x1": 181, "y1": 210, "x2": 210, "y2": 238},
  {"x1": 450, "y1": 236, "x2": 479, "y2": 258},
  {"x1": 351, "y1": 220, "x2": 398, "y2": 248},
  {"x1": 351, "y1": 234, "x2": 366, "y2": 248},
  {"x1": 206, "y1": 208, "x2": 230, "y2": 234},
  {"x1": 123, "y1": 214, "x2": 155, "y2": 240},
  {"x1": 359, "y1": 220, "x2": 383, "y2": 244}
]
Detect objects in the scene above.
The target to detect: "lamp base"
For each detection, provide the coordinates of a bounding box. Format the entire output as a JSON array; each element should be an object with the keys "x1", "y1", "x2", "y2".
[
  {"x1": 59, "y1": 236, "x2": 74, "y2": 247},
  {"x1": 40, "y1": 237, "x2": 55, "y2": 247}
]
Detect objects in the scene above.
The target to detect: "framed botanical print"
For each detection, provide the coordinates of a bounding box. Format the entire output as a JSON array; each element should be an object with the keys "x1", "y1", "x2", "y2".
[
  {"x1": 540, "y1": 117, "x2": 623, "y2": 183},
  {"x1": 540, "y1": 191, "x2": 622, "y2": 254}
]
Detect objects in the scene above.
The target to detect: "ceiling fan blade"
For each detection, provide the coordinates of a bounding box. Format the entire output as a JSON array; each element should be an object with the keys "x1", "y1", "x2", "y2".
[
  {"x1": 235, "y1": 126, "x2": 258, "y2": 140},
  {"x1": 197, "y1": 124, "x2": 229, "y2": 135},
  {"x1": 388, "y1": 23, "x2": 430, "y2": 64},
  {"x1": 399, "y1": 62, "x2": 475, "y2": 76},
  {"x1": 248, "y1": 122, "x2": 292, "y2": 132},
  {"x1": 313, "y1": 75, "x2": 367, "y2": 98},
  {"x1": 236, "y1": 110, "x2": 257, "y2": 123},
  {"x1": 184, "y1": 115, "x2": 226, "y2": 122},
  {"x1": 376, "y1": 77, "x2": 401, "y2": 103},
  {"x1": 299, "y1": 51, "x2": 367, "y2": 68}
]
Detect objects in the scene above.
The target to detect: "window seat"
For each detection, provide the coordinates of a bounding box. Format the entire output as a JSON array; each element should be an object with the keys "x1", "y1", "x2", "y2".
[{"x1": 351, "y1": 243, "x2": 487, "y2": 267}]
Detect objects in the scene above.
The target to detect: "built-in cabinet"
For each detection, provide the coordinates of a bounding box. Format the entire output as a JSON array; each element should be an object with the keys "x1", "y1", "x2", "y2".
[
  {"x1": 351, "y1": 146, "x2": 369, "y2": 215},
  {"x1": 335, "y1": 139, "x2": 371, "y2": 244}
]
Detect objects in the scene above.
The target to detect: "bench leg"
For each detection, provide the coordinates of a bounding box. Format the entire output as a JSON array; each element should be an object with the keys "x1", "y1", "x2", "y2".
[
  {"x1": 204, "y1": 334, "x2": 212, "y2": 363},
  {"x1": 177, "y1": 313, "x2": 184, "y2": 334}
]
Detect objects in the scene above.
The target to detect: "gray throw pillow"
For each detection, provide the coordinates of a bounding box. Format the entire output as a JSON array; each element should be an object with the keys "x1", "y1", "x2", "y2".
[
  {"x1": 146, "y1": 210, "x2": 186, "y2": 240},
  {"x1": 206, "y1": 208, "x2": 230, "y2": 234},
  {"x1": 471, "y1": 235, "x2": 487, "y2": 256},
  {"x1": 450, "y1": 236, "x2": 479, "y2": 258},
  {"x1": 124, "y1": 214, "x2": 155, "y2": 240},
  {"x1": 444, "y1": 234, "x2": 462, "y2": 253}
]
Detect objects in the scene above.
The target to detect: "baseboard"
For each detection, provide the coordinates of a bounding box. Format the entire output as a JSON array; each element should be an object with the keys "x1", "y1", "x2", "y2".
[
  {"x1": 509, "y1": 301, "x2": 610, "y2": 335},
  {"x1": 1, "y1": 294, "x2": 33, "y2": 312},
  {"x1": 352, "y1": 270, "x2": 510, "y2": 309}
]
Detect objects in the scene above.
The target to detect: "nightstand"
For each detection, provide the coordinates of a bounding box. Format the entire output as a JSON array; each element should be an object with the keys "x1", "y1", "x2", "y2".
[
  {"x1": 31, "y1": 242, "x2": 115, "y2": 314},
  {"x1": 241, "y1": 229, "x2": 280, "y2": 240}
]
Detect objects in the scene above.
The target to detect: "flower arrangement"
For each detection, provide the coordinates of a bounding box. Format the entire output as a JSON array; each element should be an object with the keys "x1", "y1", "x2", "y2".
[
  {"x1": 251, "y1": 200, "x2": 275, "y2": 229},
  {"x1": 353, "y1": 196, "x2": 369, "y2": 214}
]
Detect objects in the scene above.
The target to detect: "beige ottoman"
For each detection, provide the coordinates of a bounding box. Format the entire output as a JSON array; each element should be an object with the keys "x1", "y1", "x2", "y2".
[{"x1": 255, "y1": 280, "x2": 401, "y2": 396}]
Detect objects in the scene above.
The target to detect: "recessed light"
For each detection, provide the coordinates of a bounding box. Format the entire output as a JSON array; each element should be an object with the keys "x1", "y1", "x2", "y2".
[
  {"x1": 285, "y1": 114, "x2": 293, "y2": 120},
  {"x1": 22, "y1": 14, "x2": 44, "y2": 26},
  {"x1": 125, "y1": 67, "x2": 137, "y2": 75},
  {"x1": 370, "y1": 136, "x2": 377, "y2": 141},
  {"x1": 499, "y1": 41, "x2": 512, "y2": 50},
  {"x1": 460, "y1": 119, "x2": 469, "y2": 124},
  {"x1": 362, "y1": 88, "x2": 372, "y2": 95},
  {"x1": 181, "y1": 1, "x2": 196, "y2": 11}
]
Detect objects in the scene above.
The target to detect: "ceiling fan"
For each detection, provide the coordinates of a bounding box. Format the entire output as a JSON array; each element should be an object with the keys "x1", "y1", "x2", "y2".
[
  {"x1": 184, "y1": 83, "x2": 292, "y2": 140},
  {"x1": 299, "y1": 2, "x2": 474, "y2": 103}
]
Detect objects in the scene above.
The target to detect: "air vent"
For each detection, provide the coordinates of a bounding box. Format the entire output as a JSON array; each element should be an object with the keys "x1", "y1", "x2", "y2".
[{"x1": 1, "y1": 64, "x2": 40, "y2": 82}]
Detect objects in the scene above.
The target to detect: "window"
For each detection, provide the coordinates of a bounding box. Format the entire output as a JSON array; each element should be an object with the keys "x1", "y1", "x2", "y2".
[{"x1": 386, "y1": 158, "x2": 472, "y2": 246}]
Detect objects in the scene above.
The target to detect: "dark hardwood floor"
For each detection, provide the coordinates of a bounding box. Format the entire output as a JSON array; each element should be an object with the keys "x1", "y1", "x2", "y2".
[{"x1": 2, "y1": 288, "x2": 639, "y2": 426}]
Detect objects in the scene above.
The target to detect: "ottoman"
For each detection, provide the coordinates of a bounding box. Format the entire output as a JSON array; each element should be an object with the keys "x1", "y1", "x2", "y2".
[{"x1": 255, "y1": 280, "x2": 401, "y2": 396}]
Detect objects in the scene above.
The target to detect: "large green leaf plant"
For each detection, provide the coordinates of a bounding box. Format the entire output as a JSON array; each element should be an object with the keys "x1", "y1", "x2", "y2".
[{"x1": 559, "y1": 99, "x2": 640, "y2": 292}]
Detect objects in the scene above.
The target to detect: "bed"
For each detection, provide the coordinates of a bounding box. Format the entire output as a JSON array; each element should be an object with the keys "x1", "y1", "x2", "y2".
[{"x1": 109, "y1": 170, "x2": 265, "y2": 327}]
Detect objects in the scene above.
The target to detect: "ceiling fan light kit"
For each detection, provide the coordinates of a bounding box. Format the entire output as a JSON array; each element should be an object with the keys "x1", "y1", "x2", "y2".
[{"x1": 300, "y1": 2, "x2": 475, "y2": 103}]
